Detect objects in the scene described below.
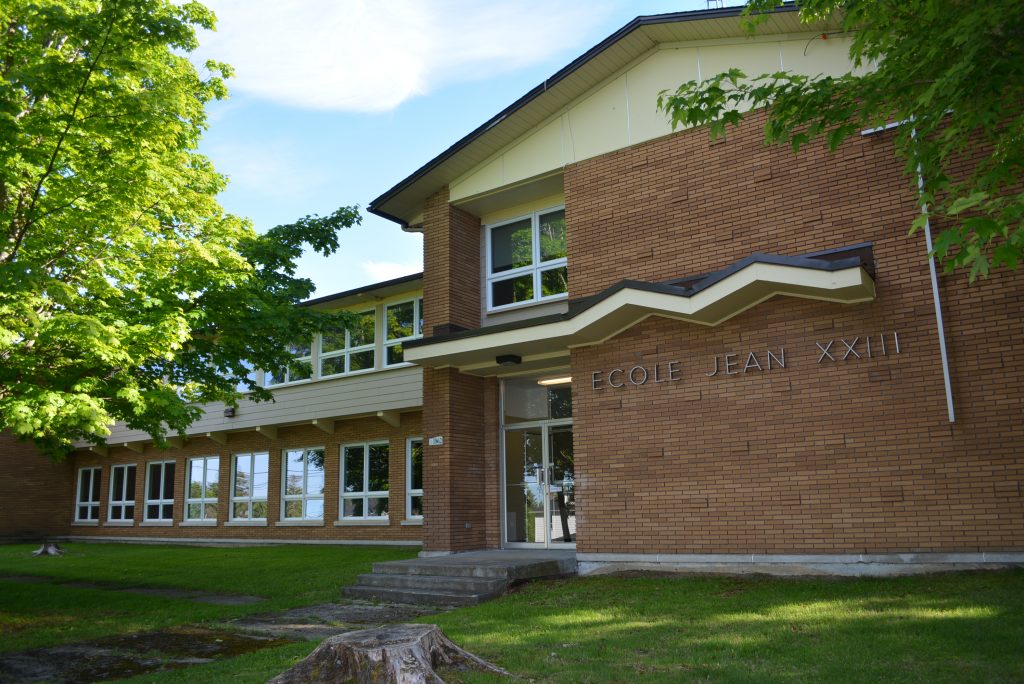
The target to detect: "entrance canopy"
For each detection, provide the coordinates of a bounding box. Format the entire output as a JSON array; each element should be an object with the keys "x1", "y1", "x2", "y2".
[{"x1": 405, "y1": 244, "x2": 876, "y2": 375}]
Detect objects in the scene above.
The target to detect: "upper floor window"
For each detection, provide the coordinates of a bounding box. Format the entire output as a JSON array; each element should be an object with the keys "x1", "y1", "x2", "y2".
[
  {"x1": 486, "y1": 207, "x2": 567, "y2": 311},
  {"x1": 265, "y1": 342, "x2": 312, "y2": 386},
  {"x1": 320, "y1": 310, "x2": 375, "y2": 378},
  {"x1": 385, "y1": 298, "x2": 423, "y2": 365}
]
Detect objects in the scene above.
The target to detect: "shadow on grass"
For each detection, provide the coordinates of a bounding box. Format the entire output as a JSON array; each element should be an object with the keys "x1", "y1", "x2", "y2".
[{"x1": 428, "y1": 570, "x2": 1024, "y2": 683}]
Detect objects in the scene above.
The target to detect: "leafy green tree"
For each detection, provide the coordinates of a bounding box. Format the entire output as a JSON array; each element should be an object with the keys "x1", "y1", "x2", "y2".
[
  {"x1": 658, "y1": 0, "x2": 1024, "y2": 280},
  {"x1": 0, "y1": 0, "x2": 360, "y2": 458}
]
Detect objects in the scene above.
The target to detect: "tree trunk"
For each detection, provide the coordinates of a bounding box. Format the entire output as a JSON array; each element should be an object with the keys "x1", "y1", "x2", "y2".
[
  {"x1": 268, "y1": 623, "x2": 509, "y2": 684},
  {"x1": 31, "y1": 543, "x2": 63, "y2": 557}
]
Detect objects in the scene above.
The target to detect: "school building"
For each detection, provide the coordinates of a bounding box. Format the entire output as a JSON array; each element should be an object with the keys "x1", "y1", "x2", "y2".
[{"x1": 2, "y1": 6, "x2": 1022, "y2": 575}]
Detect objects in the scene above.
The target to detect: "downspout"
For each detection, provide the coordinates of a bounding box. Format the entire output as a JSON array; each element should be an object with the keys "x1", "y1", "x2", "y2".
[{"x1": 912, "y1": 128, "x2": 956, "y2": 423}]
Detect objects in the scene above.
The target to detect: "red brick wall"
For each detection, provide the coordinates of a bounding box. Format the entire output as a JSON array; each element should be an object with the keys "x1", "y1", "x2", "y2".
[
  {"x1": 566, "y1": 113, "x2": 1024, "y2": 555},
  {"x1": 422, "y1": 187, "x2": 482, "y2": 335},
  {"x1": 0, "y1": 433, "x2": 73, "y2": 539},
  {"x1": 65, "y1": 413, "x2": 424, "y2": 543}
]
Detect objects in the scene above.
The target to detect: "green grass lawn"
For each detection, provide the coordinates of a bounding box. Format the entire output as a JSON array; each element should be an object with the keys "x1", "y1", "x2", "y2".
[
  {"x1": 0, "y1": 542, "x2": 416, "y2": 652},
  {"x1": 427, "y1": 570, "x2": 1024, "y2": 684},
  {"x1": 3, "y1": 544, "x2": 1023, "y2": 683}
]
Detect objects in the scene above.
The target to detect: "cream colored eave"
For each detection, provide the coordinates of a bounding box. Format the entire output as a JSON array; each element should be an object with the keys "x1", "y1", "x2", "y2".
[{"x1": 406, "y1": 263, "x2": 875, "y2": 375}]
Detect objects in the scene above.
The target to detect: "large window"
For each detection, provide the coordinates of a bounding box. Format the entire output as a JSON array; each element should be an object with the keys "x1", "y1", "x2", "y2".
[
  {"x1": 320, "y1": 310, "x2": 375, "y2": 377},
  {"x1": 486, "y1": 207, "x2": 567, "y2": 310},
  {"x1": 108, "y1": 464, "x2": 136, "y2": 522},
  {"x1": 186, "y1": 456, "x2": 219, "y2": 521},
  {"x1": 75, "y1": 467, "x2": 101, "y2": 522},
  {"x1": 341, "y1": 442, "x2": 389, "y2": 519},
  {"x1": 406, "y1": 438, "x2": 423, "y2": 519},
  {"x1": 265, "y1": 341, "x2": 312, "y2": 386},
  {"x1": 282, "y1": 447, "x2": 325, "y2": 521},
  {"x1": 385, "y1": 299, "x2": 423, "y2": 365},
  {"x1": 231, "y1": 452, "x2": 269, "y2": 520},
  {"x1": 145, "y1": 461, "x2": 175, "y2": 521}
]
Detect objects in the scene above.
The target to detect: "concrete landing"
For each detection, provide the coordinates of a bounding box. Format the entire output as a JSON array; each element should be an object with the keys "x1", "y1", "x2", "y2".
[{"x1": 343, "y1": 549, "x2": 577, "y2": 606}]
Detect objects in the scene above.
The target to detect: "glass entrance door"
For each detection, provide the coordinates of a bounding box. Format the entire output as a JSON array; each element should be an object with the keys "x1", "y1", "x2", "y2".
[{"x1": 503, "y1": 423, "x2": 575, "y2": 547}]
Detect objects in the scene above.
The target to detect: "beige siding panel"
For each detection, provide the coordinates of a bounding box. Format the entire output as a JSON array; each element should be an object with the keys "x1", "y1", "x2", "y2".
[
  {"x1": 502, "y1": 118, "x2": 564, "y2": 188},
  {"x1": 103, "y1": 366, "x2": 423, "y2": 444},
  {"x1": 568, "y1": 74, "x2": 629, "y2": 162},
  {"x1": 451, "y1": 155, "x2": 504, "y2": 202},
  {"x1": 627, "y1": 47, "x2": 701, "y2": 146},
  {"x1": 780, "y1": 34, "x2": 862, "y2": 76},
  {"x1": 699, "y1": 41, "x2": 784, "y2": 82}
]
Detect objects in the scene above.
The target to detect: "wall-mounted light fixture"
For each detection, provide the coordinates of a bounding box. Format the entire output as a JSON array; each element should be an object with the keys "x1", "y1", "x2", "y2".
[
  {"x1": 496, "y1": 354, "x2": 522, "y2": 366},
  {"x1": 223, "y1": 407, "x2": 236, "y2": 418}
]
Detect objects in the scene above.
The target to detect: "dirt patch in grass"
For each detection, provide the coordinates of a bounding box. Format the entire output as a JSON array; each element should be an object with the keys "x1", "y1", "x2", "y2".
[{"x1": 0, "y1": 626, "x2": 292, "y2": 683}]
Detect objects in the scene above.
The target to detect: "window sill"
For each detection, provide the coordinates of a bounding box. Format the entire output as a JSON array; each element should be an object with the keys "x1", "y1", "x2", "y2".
[
  {"x1": 141, "y1": 520, "x2": 173, "y2": 527},
  {"x1": 274, "y1": 520, "x2": 325, "y2": 527},
  {"x1": 400, "y1": 519, "x2": 423, "y2": 526},
  {"x1": 180, "y1": 520, "x2": 217, "y2": 527},
  {"x1": 334, "y1": 519, "x2": 389, "y2": 527},
  {"x1": 225, "y1": 520, "x2": 268, "y2": 527},
  {"x1": 72, "y1": 520, "x2": 99, "y2": 527},
  {"x1": 104, "y1": 521, "x2": 135, "y2": 527},
  {"x1": 486, "y1": 292, "x2": 568, "y2": 315}
]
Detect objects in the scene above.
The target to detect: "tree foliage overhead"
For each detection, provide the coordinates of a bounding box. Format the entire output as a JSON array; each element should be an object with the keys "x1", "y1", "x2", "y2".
[
  {"x1": 0, "y1": 0, "x2": 360, "y2": 458},
  {"x1": 658, "y1": 0, "x2": 1024, "y2": 280}
]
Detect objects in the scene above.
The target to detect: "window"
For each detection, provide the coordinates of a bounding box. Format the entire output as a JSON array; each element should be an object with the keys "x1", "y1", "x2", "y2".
[
  {"x1": 145, "y1": 461, "x2": 175, "y2": 521},
  {"x1": 108, "y1": 464, "x2": 136, "y2": 522},
  {"x1": 265, "y1": 341, "x2": 312, "y2": 386},
  {"x1": 385, "y1": 298, "x2": 423, "y2": 365},
  {"x1": 406, "y1": 438, "x2": 423, "y2": 519},
  {"x1": 486, "y1": 207, "x2": 567, "y2": 310},
  {"x1": 320, "y1": 310, "x2": 375, "y2": 377},
  {"x1": 231, "y1": 452, "x2": 269, "y2": 520},
  {"x1": 186, "y1": 456, "x2": 219, "y2": 521},
  {"x1": 341, "y1": 442, "x2": 389, "y2": 519},
  {"x1": 76, "y1": 467, "x2": 101, "y2": 522},
  {"x1": 282, "y1": 447, "x2": 325, "y2": 520}
]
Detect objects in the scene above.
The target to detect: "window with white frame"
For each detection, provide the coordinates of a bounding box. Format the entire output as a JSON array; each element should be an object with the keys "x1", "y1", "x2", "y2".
[
  {"x1": 341, "y1": 442, "x2": 389, "y2": 519},
  {"x1": 76, "y1": 467, "x2": 101, "y2": 522},
  {"x1": 264, "y1": 341, "x2": 312, "y2": 386},
  {"x1": 385, "y1": 298, "x2": 423, "y2": 365},
  {"x1": 145, "y1": 460, "x2": 175, "y2": 521},
  {"x1": 186, "y1": 456, "x2": 219, "y2": 521},
  {"x1": 231, "y1": 452, "x2": 269, "y2": 520},
  {"x1": 320, "y1": 310, "x2": 375, "y2": 377},
  {"x1": 282, "y1": 447, "x2": 325, "y2": 520},
  {"x1": 108, "y1": 464, "x2": 136, "y2": 522},
  {"x1": 486, "y1": 207, "x2": 567, "y2": 310},
  {"x1": 406, "y1": 438, "x2": 423, "y2": 519}
]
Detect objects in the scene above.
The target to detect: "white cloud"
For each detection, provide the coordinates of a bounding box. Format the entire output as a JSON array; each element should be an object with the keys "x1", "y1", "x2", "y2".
[
  {"x1": 362, "y1": 260, "x2": 421, "y2": 281},
  {"x1": 194, "y1": 0, "x2": 615, "y2": 112},
  {"x1": 204, "y1": 140, "x2": 325, "y2": 200}
]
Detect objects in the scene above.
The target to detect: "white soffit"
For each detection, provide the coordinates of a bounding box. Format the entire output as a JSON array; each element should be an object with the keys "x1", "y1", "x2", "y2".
[{"x1": 405, "y1": 262, "x2": 874, "y2": 374}]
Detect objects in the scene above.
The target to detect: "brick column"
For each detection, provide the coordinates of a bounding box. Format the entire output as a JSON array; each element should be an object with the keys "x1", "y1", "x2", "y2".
[{"x1": 422, "y1": 187, "x2": 481, "y2": 335}]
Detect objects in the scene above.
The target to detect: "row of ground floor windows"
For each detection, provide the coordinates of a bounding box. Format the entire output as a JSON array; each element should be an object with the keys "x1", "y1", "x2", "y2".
[{"x1": 75, "y1": 438, "x2": 424, "y2": 524}]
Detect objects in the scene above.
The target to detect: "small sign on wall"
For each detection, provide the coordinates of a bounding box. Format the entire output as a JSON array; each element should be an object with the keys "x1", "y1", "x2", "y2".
[{"x1": 428, "y1": 436, "x2": 444, "y2": 446}]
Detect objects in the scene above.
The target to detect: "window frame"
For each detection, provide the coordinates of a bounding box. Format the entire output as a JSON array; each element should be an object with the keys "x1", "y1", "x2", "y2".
[
  {"x1": 384, "y1": 298, "x2": 423, "y2": 367},
  {"x1": 281, "y1": 447, "x2": 326, "y2": 521},
  {"x1": 485, "y1": 205, "x2": 568, "y2": 312},
  {"x1": 75, "y1": 466, "x2": 101, "y2": 522},
  {"x1": 107, "y1": 464, "x2": 136, "y2": 523},
  {"x1": 230, "y1": 452, "x2": 270, "y2": 521},
  {"x1": 144, "y1": 460, "x2": 176, "y2": 522},
  {"x1": 319, "y1": 308, "x2": 377, "y2": 379},
  {"x1": 185, "y1": 455, "x2": 220, "y2": 522},
  {"x1": 264, "y1": 341, "x2": 314, "y2": 387},
  {"x1": 406, "y1": 437, "x2": 424, "y2": 521},
  {"x1": 340, "y1": 441, "x2": 390, "y2": 520}
]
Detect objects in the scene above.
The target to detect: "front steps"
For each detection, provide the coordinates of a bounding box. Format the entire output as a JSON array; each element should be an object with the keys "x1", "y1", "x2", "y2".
[{"x1": 343, "y1": 549, "x2": 577, "y2": 607}]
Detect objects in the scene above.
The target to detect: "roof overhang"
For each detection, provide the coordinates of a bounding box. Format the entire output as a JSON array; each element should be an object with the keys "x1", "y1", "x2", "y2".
[{"x1": 406, "y1": 246, "x2": 875, "y2": 375}]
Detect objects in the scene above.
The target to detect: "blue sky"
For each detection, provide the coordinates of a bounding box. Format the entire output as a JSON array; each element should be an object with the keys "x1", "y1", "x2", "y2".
[{"x1": 192, "y1": 1, "x2": 732, "y2": 297}]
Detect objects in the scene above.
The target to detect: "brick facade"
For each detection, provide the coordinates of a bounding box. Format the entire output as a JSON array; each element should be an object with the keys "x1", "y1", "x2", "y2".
[
  {"x1": 62, "y1": 413, "x2": 423, "y2": 543},
  {"x1": 0, "y1": 433, "x2": 73, "y2": 539}
]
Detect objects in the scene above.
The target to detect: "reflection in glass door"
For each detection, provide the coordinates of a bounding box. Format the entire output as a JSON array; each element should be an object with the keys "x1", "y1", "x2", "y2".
[{"x1": 502, "y1": 375, "x2": 575, "y2": 548}]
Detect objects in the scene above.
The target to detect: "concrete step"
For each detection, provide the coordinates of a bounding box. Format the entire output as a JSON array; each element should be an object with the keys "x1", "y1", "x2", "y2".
[
  {"x1": 371, "y1": 556, "x2": 576, "y2": 581},
  {"x1": 342, "y1": 584, "x2": 491, "y2": 607},
  {"x1": 354, "y1": 572, "x2": 508, "y2": 595}
]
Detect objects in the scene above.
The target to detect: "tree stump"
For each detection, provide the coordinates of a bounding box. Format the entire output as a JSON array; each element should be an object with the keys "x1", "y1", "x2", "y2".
[
  {"x1": 31, "y1": 543, "x2": 63, "y2": 557},
  {"x1": 268, "y1": 623, "x2": 510, "y2": 684}
]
